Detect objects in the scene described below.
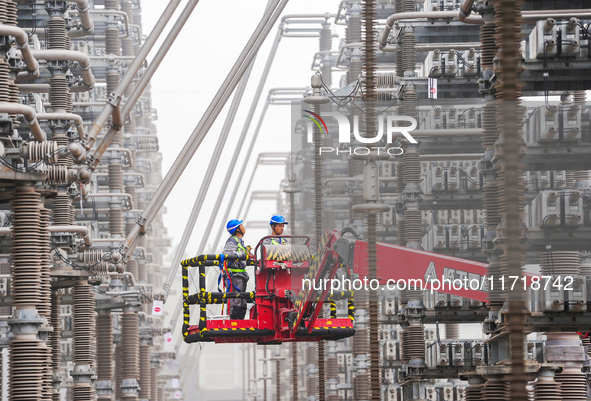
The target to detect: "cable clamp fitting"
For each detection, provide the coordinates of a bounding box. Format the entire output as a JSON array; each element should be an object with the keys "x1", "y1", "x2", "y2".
[
  {"x1": 136, "y1": 215, "x2": 147, "y2": 227},
  {"x1": 106, "y1": 92, "x2": 122, "y2": 108}
]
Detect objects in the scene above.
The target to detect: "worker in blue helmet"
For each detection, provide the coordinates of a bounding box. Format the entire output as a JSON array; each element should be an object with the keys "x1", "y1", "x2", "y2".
[
  {"x1": 263, "y1": 215, "x2": 289, "y2": 245},
  {"x1": 223, "y1": 219, "x2": 250, "y2": 319}
]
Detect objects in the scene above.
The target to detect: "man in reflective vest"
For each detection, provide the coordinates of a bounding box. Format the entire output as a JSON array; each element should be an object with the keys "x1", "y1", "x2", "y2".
[
  {"x1": 223, "y1": 219, "x2": 249, "y2": 319},
  {"x1": 263, "y1": 215, "x2": 289, "y2": 245}
]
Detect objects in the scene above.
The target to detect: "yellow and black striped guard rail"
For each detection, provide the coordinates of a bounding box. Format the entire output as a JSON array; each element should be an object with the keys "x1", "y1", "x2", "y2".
[
  {"x1": 181, "y1": 253, "x2": 256, "y2": 340},
  {"x1": 181, "y1": 254, "x2": 256, "y2": 267},
  {"x1": 185, "y1": 291, "x2": 256, "y2": 305},
  {"x1": 321, "y1": 291, "x2": 354, "y2": 319}
]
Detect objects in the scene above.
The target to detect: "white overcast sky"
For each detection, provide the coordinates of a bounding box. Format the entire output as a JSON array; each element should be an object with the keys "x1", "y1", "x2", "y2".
[{"x1": 140, "y1": 0, "x2": 345, "y2": 258}]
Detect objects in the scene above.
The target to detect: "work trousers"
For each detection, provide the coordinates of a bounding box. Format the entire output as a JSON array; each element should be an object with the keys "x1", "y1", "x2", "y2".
[{"x1": 228, "y1": 273, "x2": 249, "y2": 319}]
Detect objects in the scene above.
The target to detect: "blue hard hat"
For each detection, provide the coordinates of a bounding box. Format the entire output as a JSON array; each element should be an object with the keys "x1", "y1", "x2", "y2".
[
  {"x1": 227, "y1": 219, "x2": 244, "y2": 234},
  {"x1": 270, "y1": 215, "x2": 288, "y2": 225}
]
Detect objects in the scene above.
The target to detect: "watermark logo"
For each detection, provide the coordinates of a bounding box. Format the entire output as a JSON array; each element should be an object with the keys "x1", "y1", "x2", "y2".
[
  {"x1": 303, "y1": 110, "x2": 328, "y2": 135},
  {"x1": 304, "y1": 111, "x2": 418, "y2": 145}
]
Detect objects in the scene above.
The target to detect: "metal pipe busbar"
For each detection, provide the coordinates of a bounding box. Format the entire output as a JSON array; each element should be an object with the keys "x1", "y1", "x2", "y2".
[
  {"x1": 0, "y1": 102, "x2": 46, "y2": 141},
  {"x1": 82, "y1": 0, "x2": 183, "y2": 151},
  {"x1": 86, "y1": 0, "x2": 202, "y2": 169},
  {"x1": 0, "y1": 24, "x2": 40, "y2": 77},
  {"x1": 121, "y1": 0, "x2": 289, "y2": 260}
]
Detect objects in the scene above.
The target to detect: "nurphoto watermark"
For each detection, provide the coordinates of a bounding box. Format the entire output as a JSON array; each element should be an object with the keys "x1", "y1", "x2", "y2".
[
  {"x1": 299, "y1": 108, "x2": 418, "y2": 156},
  {"x1": 302, "y1": 275, "x2": 576, "y2": 295}
]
